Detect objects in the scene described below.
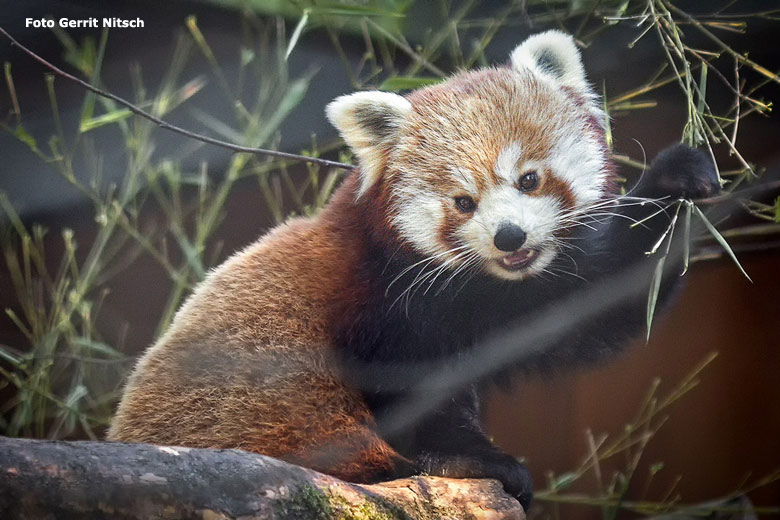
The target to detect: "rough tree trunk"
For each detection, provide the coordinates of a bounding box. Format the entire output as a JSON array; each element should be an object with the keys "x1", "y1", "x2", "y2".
[{"x1": 0, "y1": 436, "x2": 525, "y2": 519}]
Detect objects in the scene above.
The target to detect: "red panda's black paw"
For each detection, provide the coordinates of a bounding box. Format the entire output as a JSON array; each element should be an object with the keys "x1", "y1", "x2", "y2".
[
  {"x1": 388, "y1": 454, "x2": 421, "y2": 480},
  {"x1": 487, "y1": 453, "x2": 534, "y2": 512},
  {"x1": 420, "y1": 451, "x2": 533, "y2": 511},
  {"x1": 642, "y1": 144, "x2": 721, "y2": 200}
]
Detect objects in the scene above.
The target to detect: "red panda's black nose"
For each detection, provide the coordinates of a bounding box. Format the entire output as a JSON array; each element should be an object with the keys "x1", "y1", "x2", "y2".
[{"x1": 494, "y1": 223, "x2": 527, "y2": 252}]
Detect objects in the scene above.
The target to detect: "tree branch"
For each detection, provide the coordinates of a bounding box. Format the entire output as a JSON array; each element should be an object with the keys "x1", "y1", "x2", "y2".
[
  {"x1": 0, "y1": 26, "x2": 355, "y2": 172},
  {"x1": 0, "y1": 436, "x2": 525, "y2": 519}
]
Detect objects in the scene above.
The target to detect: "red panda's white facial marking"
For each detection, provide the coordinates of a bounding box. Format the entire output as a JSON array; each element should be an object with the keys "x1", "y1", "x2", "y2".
[
  {"x1": 328, "y1": 30, "x2": 612, "y2": 283},
  {"x1": 451, "y1": 166, "x2": 480, "y2": 197},
  {"x1": 494, "y1": 142, "x2": 524, "y2": 183},
  {"x1": 460, "y1": 179, "x2": 564, "y2": 280},
  {"x1": 550, "y1": 130, "x2": 608, "y2": 207}
]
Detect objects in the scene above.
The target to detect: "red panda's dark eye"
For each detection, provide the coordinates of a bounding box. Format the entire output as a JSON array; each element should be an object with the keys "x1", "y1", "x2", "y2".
[
  {"x1": 455, "y1": 196, "x2": 476, "y2": 213},
  {"x1": 519, "y1": 171, "x2": 539, "y2": 192}
]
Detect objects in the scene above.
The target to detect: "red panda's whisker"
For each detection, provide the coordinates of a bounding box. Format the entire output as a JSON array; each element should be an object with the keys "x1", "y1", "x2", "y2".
[
  {"x1": 587, "y1": 212, "x2": 644, "y2": 224},
  {"x1": 390, "y1": 247, "x2": 473, "y2": 312},
  {"x1": 559, "y1": 219, "x2": 599, "y2": 231},
  {"x1": 558, "y1": 214, "x2": 619, "y2": 228},
  {"x1": 435, "y1": 251, "x2": 482, "y2": 295},
  {"x1": 557, "y1": 204, "x2": 669, "y2": 230},
  {"x1": 385, "y1": 245, "x2": 471, "y2": 295},
  {"x1": 407, "y1": 248, "x2": 470, "y2": 291},
  {"x1": 412, "y1": 248, "x2": 478, "y2": 303},
  {"x1": 414, "y1": 249, "x2": 474, "y2": 298},
  {"x1": 551, "y1": 251, "x2": 585, "y2": 281},
  {"x1": 380, "y1": 245, "x2": 406, "y2": 277},
  {"x1": 560, "y1": 195, "x2": 668, "y2": 222},
  {"x1": 545, "y1": 265, "x2": 587, "y2": 281},
  {"x1": 555, "y1": 239, "x2": 587, "y2": 255},
  {"x1": 452, "y1": 254, "x2": 489, "y2": 299}
]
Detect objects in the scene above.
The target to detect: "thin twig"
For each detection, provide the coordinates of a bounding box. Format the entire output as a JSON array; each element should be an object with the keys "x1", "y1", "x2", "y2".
[
  {"x1": 665, "y1": 1, "x2": 780, "y2": 87},
  {"x1": 685, "y1": 47, "x2": 769, "y2": 112},
  {"x1": 731, "y1": 56, "x2": 741, "y2": 147},
  {"x1": 0, "y1": 26, "x2": 355, "y2": 171},
  {"x1": 695, "y1": 179, "x2": 780, "y2": 206}
]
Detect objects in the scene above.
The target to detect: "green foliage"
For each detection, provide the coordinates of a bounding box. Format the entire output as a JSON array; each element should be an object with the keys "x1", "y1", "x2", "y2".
[
  {"x1": 0, "y1": 14, "x2": 333, "y2": 437},
  {"x1": 537, "y1": 353, "x2": 780, "y2": 517}
]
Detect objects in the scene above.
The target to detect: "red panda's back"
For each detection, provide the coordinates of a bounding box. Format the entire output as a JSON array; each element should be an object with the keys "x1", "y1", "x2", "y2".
[{"x1": 108, "y1": 176, "x2": 403, "y2": 482}]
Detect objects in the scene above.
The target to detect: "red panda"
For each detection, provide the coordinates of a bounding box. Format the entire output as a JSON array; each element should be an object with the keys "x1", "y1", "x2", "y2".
[{"x1": 108, "y1": 30, "x2": 719, "y2": 509}]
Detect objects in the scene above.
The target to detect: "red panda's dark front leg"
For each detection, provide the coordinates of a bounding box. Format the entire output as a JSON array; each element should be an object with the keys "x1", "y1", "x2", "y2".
[
  {"x1": 529, "y1": 144, "x2": 720, "y2": 366},
  {"x1": 386, "y1": 387, "x2": 534, "y2": 511},
  {"x1": 565, "y1": 144, "x2": 719, "y2": 292},
  {"x1": 601, "y1": 144, "x2": 720, "y2": 268}
]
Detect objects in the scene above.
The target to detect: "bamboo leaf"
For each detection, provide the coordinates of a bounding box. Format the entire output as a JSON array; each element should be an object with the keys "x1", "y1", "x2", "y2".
[
  {"x1": 696, "y1": 62, "x2": 708, "y2": 116},
  {"x1": 12, "y1": 126, "x2": 37, "y2": 150},
  {"x1": 646, "y1": 254, "x2": 666, "y2": 340},
  {"x1": 609, "y1": 101, "x2": 658, "y2": 111},
  {"x1": 379, "y1": 76, "x2": 441, "y2": 91},
  {"x1": 173, "y1": 234, "x2": 206, "y2": 280},
  {"x1": 552, "y1": 472, "x2": 578, "y2": 491},
  {"x1": 252, "y1": 73, "x2": 314, "y2": 147},
  {"x1": 79, "y1": 109, "x2": 133, "y2": 132},
  {"x1": 309, "y1": 5, "x2": 406, "y2": 17},
  {"x1": 4, "y1": 62, "x2": 21, "y2": 124},
  {"x1": 602, "y1": 82, "x2": 613, "y2": 150},
  {"x1": 694, "y1": 205, "x2": 752, "y2": 282},
  {"x1": 607, "y1": 0, "x2": 631, "y2": 25},
  {"x1": 0, "y1": 192, "x2": 30, "y2": 241},
  {"x1": 70, "y1": 338, "x2": 124, "y2": 358},
  {"x1": 165, "y1": 76, "x2": 208, "y2": 114},
  {"x1": 774, "y1": 196, "x2": 780, "y2": 223},
  {"x1": 64, "y1": 384, "x2": 88, "y2": 408},
  {"x1": 240, "y1": 48, "x2": 255, "y2": 66},
  {"x1": 318, "y1": 169, "x2": 345, "y2": 207},
  {"x1": 286, "y1": 9, "x2": 310, "y2": 61},
  {"x1": 190, "y1": 109, "x2": 245, "y2": 143},
  {"x1": 648, "y1": 222, "x2": 671, "y2": 255},
  {"x1": 646, "y1": 201, "x2": 681, "y2": 257},
  {"x1": 681, "y1": 201, "x2": 692, "y2": 275},
  {"x1": 4, "y1": 309, "x2": 33, "y2": 343},
  {"x1": 78, "y1": 30, "x2": 109, "y2": 136},
  {"x1": 0, "y1": 344, "x2": 23, "y2": 366},
  {"x1": 186, "y1": 16, "x2": 234, "y2": 102}
]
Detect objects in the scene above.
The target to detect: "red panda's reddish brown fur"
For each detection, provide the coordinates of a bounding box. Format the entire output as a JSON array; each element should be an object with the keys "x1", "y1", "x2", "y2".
[
  {"x1": 107, "y1": 174, "x2": 408, "y2": 480},
  {"x1": 108, "y1": 32, "x2": 651, "y2": 505},
  {"x1": 108, "y1": 61, "x2": 602, "y2": 480}
]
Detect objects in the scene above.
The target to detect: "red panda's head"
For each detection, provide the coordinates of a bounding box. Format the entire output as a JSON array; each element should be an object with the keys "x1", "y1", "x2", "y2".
[{"x1": 327, "y1": 31, "x2": 612, "y2": 281}]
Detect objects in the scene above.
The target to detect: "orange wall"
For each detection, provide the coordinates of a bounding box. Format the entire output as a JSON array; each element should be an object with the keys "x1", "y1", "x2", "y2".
[{"x1": 486, "y1": 251, "x2": 780, "y2": 514}]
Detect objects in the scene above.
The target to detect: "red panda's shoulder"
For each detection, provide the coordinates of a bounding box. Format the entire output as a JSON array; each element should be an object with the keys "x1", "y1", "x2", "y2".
[{"x1": 163, "y1": 173, "x2": 373, "y2": 348}]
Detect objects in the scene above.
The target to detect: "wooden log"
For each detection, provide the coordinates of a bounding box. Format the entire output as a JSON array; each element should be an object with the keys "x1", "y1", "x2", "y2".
[{"x1": 0, "y1": 436, "x2": 525, "y2": 519}]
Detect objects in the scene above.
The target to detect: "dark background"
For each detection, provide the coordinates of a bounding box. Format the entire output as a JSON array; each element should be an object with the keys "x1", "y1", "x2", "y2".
[{"x1": 1, "y1": 1, "x2": 778, "y2": 517}]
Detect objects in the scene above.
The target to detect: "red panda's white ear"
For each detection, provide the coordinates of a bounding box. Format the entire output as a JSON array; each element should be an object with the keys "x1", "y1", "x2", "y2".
[
  {"x1": 510, "y1": 30, "x2": 590, "y2": 95},
  {"x1": 510, "y1": 30, "x2": 604, "y2": 126},
  {"x1": 326, "y1": 91, "x2": 411, "y2": 198}
]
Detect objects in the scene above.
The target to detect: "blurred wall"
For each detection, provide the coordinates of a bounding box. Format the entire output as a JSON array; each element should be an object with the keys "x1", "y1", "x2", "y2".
[{"x1": 486, "y1": 251, "x2": 780, "y2": 514}]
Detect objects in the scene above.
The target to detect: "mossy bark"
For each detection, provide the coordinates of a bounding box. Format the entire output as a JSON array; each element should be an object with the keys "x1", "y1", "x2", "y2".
[{"x1": 0, "y1": 436, "x2": 524, "y2": 519}]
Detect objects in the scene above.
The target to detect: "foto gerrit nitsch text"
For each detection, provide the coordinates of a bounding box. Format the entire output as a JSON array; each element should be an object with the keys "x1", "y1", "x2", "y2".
[{"x1": 26, "y1": 18, "x2": 145, "y2": 29}]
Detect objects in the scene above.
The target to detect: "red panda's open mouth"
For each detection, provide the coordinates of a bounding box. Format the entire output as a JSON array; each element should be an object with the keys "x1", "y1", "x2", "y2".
[{"x1": 497, "y1": 248, "x2": 539, "y2": 272}]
